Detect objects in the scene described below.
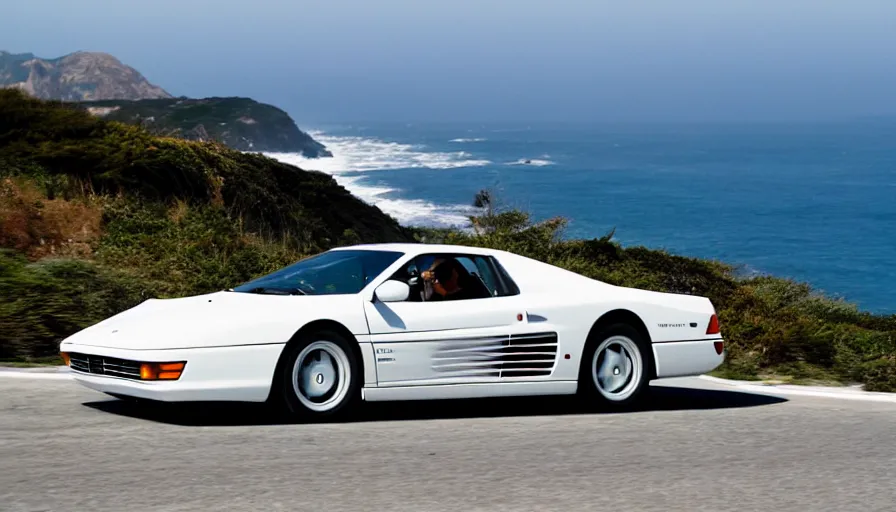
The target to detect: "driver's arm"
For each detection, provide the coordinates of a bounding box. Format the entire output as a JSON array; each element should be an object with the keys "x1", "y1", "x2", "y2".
[{"x1": 421, "y1": 259, "x2": 444, "y2": 300}]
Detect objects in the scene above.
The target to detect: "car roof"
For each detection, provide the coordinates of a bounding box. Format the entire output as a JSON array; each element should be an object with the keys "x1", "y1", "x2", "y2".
[{"x1": 331, "y1": 242, "x2": 500, "y2": 257}]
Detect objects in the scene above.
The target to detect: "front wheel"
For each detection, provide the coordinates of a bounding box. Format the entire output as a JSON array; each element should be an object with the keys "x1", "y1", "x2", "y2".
[
  {"x1": 276, "y1": 330, "x2": 361, "y2": 421},
  {"x1": 578, "y1": 323, "x2": 651, "y2": 408}
]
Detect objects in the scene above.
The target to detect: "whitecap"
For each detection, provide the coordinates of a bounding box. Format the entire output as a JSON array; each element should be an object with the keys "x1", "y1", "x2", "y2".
[
  {"x1": 336, "y1": 175, "x2": 477, "y2": 228},
  {"x1": 271, "y1": 131, "x2": 490, "y2": 173},
  {"x1": 505, "y1": 158, "x2": 555, "y2": 167},
  {"x1": 262, "y1": 131, "x2": 486, "y2": 229}
]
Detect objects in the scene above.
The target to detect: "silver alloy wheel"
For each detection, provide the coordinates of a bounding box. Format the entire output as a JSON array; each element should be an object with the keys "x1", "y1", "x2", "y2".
[
  {"x1": 291, "y1": 340, "x2": 351, "y2": 413},
  {"x1": 591, "y1": 335, "x2": 643, "y2": 402}
]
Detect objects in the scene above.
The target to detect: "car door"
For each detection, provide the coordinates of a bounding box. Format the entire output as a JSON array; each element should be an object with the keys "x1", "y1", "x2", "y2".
[{"x1": 363, "y1": 252, "x2": 560, "y2": 386}]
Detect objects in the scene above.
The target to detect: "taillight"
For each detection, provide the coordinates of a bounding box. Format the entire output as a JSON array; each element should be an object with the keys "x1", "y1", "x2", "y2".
[
  {"x1": 714, "y1": 341, "x2": 725, "y2": 355},
  {"x1": 706, "y1": 314, "x2": 720, "y2": 335}
]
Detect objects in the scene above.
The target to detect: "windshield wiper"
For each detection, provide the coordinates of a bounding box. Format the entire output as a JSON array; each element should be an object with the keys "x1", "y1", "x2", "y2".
[{"x1": 244, "y1": 286, "x2": 307, "y2": 296}]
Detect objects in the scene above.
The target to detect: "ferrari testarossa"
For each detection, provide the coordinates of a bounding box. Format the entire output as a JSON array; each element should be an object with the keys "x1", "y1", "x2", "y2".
[{"x1": 60, "y1": 243, "x2": 725, "y2": 419}]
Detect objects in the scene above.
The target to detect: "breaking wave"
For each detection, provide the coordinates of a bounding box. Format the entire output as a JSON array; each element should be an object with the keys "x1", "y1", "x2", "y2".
[
  {"x1": 263, "y1": 131, "x2": 484, "y2": 228},
  {"x1": 449, "y1": 137, "x2": 488, "y2": 143}
]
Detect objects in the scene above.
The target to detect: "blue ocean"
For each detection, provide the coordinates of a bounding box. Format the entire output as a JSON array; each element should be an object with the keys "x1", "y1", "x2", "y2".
[{"x1": 267, "y1": 120, "x2": 896, "y2": 314}]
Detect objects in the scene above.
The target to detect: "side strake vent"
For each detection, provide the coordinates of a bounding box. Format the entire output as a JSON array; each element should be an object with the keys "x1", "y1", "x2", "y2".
[{"x1": 431, "y1": 332, "x2": 559, "y2": 378}]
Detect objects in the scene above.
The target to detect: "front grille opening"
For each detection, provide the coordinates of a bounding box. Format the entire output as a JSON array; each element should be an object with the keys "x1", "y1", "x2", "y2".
[{"x1": 68, "y1": 353, "x2": 142, "y2": 380}]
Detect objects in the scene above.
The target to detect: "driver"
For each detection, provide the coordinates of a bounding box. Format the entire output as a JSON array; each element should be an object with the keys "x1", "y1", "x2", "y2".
[{"x1": 421, "y1": 258, "x2": 481, "y2": 301}]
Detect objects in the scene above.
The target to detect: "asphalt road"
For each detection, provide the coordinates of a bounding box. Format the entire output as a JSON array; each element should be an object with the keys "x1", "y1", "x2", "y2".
[{"x1": 2, "y1": 376, "x2": 896, "y2": 512}]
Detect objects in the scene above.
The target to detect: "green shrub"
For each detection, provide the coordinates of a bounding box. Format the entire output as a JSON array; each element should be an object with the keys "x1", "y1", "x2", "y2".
[
  {"x1": 95, "y1": 197, "x2": 304, "y2": 297},
  {"x1": 862, "y1": 357, "x2": 896, "y2": 392},
  {"x1": 0, "y1": 250, "x2": 153, "y2": 359}
]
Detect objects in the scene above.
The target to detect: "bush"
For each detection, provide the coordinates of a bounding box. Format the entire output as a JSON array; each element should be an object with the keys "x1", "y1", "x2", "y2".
[
  {"x1": 0, "y1": 250, "x2": 153, "y2": 359},
  {"x1": 862, "y1": 357, "x2": 896, "y2": 392},
  {"x1": 95, "y1": 197, "x2": 304, "y2": 297}
]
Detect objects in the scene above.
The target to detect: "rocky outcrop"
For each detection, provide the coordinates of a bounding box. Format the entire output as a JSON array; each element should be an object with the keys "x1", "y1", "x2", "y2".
[{"x1": 0, "y1": 50, "x2": 171, "y2": 101}]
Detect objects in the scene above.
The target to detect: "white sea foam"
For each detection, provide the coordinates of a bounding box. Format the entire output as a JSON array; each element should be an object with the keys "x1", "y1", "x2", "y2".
[
  {"x1": 280, "y1": 131, "x2": 491, "y2": 172},
  {"x1": 449, "y1": 137, "x2": 488, "y2": 143},
  {"x1": 263, "y1": 131, "x2": 485, "y2": 228},
  {"x1": 336, "y1": 175, "x2": 478, "y2": 228},
  {"x1": 506, "y1": 158, "x2": 555, "y2": 167}
]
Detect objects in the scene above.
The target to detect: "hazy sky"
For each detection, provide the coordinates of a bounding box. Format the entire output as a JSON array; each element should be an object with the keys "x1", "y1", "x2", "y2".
[{"x1": 4, "y1": 0, "x2": 896, "y2": 125}]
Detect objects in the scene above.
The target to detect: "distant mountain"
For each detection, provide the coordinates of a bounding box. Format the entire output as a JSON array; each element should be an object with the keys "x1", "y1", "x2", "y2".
[
  {"x1": 83, "y1": 97, "x2": 332, "y2": 157},
  {"x1": 2, "y1": 50, "x2": 331, "y2": 157},
  {"x1": 0, "y1": 50, "x2": 171, "y2": 101}
]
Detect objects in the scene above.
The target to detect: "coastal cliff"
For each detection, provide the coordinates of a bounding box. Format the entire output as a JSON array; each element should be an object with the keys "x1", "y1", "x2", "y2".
[
  {"x1": 1, "y1": 50, "x2": 330, "y2": 157},
  {"x1": 82, "y1": 96, "x2": 332, "y2": 157}
]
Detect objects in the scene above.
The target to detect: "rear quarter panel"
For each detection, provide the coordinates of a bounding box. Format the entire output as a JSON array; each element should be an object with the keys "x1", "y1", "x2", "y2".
[
  {"x1": 604, "y1": 287, "x2": 720, "y2": 343},
  {"x1": 492, "y1": 251, "x2": 721, "y2": 373}
]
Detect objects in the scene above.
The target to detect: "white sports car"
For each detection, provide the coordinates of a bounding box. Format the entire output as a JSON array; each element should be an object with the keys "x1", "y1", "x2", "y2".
[{"x1": 60, "y1": 243, "x2": 725, "y2": 419}]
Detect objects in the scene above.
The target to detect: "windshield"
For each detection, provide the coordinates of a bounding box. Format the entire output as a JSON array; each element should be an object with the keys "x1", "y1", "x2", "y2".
[{"x1": 232, "y1": 250, "x2": 404, "y2": 295}]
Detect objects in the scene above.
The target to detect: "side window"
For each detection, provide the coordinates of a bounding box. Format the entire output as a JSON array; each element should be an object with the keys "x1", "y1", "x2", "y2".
[
  {"x1": 398, "y1": 253, "x2": 520, "y2": 301},
  {"x1": 486, "y1": 256, "x2": 521, "y2": 296},
  {"x1": 455, "y1": 256, "x2": 498, "y2": 297}
]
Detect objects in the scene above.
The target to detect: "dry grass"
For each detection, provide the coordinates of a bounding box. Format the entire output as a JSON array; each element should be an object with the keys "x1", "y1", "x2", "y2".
[
  {"x1": 0, "y1": 178, "x2": 103, "y2": 259},
  {"x1": 168, "y1": 199, "x2": 189, "y2": 224}
]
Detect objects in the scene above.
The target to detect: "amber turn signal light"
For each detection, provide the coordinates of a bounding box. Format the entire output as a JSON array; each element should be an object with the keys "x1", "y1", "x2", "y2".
[
  {"x1": 60, "y1": 352, "x2": 71, "y2": 366},
  {"x1": 139, "y1": 362, "x2": 186, "y2": 381}
]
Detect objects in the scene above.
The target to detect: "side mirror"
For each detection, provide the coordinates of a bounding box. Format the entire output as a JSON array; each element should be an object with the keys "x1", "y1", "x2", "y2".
[{"x1": 374, "y1": 280, "x2": 410, "y2": 303}]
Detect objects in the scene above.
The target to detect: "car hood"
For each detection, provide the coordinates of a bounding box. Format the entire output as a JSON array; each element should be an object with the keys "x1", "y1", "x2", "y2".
[{"x1": 61, "y1": 291, "x2": 356, "y2": 351}]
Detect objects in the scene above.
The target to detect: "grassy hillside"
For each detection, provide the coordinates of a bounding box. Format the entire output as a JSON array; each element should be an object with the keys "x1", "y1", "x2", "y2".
[
  {"x1": 0, "y1": 89, "x2": 408, "y2": 245},
  {"x1": 1, "y1": 89, "x2": 894, "y2": 391},
  {"x1": 0, "y1": 88, "x2": 412, "y2": 358},
  {"x1": 81, "y1": 97, "x2": 332, "y2": 157}
]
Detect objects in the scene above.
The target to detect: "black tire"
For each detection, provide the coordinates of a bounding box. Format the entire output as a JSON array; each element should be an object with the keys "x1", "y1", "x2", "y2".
[
  {"x1": 275, "y1": 329, "x2": 362, "y2": 422},
  {"x1": 577, "y1": 322, "x2": 652, "y2": 409}
]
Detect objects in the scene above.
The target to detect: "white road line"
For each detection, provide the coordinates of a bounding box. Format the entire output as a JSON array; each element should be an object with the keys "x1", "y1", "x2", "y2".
[{"x1": 698, "y1": 375, "x2": 896, "y2": 403}]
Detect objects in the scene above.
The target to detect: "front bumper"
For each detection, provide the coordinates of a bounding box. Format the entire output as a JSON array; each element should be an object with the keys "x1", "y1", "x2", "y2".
[{"x1": 61, "y1": 342, "x2": 286, "y2": 402}]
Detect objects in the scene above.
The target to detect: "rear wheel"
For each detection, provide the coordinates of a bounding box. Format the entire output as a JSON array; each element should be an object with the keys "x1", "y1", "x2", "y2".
[
  {"x1": 276, "y1": 330, "x2": 361, "y2": 421},
  {"x1": 578, "y1": 323, "x2": 651, "y2": 408}
]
